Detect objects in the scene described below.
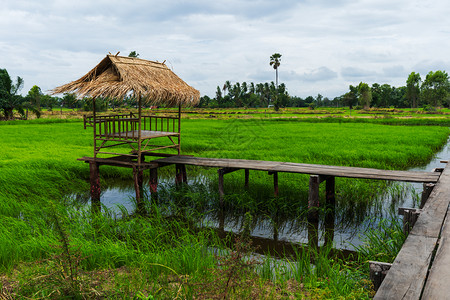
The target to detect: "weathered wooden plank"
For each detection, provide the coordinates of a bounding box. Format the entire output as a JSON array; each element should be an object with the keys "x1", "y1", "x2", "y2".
[
  {"x1": 375, "y1": 163, "x2": 450, "y2": 299},
  {"x1": 418, "y1": 168, "x2": 450, "y2": 299},
  {"x1": 421, "y1": 212, "x2": 450, "y2": 299},
  {"x1": 78, "y1": 156, "x2": 157, "y2": 169},
  {"x1": 374, "y1": 234, "x2": 438, "y2": 300},
  {"x1": 154, "y1": 156, "x2": 439, "y2": 183}
]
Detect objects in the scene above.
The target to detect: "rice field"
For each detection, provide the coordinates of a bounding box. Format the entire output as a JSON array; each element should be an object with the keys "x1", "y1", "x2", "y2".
[{"x1": 0, "y1": 117, "x2": 448, "y2": 298}]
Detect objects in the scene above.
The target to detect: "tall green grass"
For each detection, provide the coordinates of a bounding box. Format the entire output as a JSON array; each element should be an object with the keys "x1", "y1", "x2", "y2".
[{"x1": 0, "y1": 117, "x2": 448, "y2": 298}]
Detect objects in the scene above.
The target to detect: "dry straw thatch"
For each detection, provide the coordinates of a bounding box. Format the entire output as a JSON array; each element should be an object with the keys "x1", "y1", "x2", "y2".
[{"x1": 52, "y1": 54, "x2": 200, "y2": 106}]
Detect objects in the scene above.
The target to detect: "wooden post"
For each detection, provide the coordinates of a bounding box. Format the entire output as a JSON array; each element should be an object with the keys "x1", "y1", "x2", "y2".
[
  {"x1": 398, "y1": 207, "x2": 421, "y2": 235},
  {"x1": 421, "y1": 183, "x2": 435, "y2": 209},
  {"x1": 369, "y1": 261, "x2": 392, "y2": 291},
  {"x1": 137, "y1": 97, "x2": 142, "y2": 166},
  {"x1": 133, "y1": 166, "x2": 144, "y2": 214},
  {"x1": 218, "y1": 168, "x2": 224, "y2": 207},
  {"x1": 92, "y1": 98, "x2": 97, "y2": 159},
  {"x1": 89, "y1": 161, "x2": 101, "y2": 214},
  {"x1": 268, "y1": 171, "x2": 279, "y2": 197},
  {"x1": 273, "y1": 172, "x2": 279, "y2": 197},
  {"x1": 181, "y1": 164, "x2": 187, "y2": 183},
  {"x1": 177, "y1": 104, "x2": 181, "y2": 155},
  {"x1": 308, "y1": 175, "x2": 320, "y2": 223},
  {"x1": 175, "y1": 164, "x2": 187, "y2": 185},
  {"x1": 324, "y1": 176, "x2": 335, "y2": 247},
  {"x1": 149, "y1": 167, "x2": 158, "y2": 201},
  {"x1": 244, "y1": 169, "x2": 249, "y2": 190}
]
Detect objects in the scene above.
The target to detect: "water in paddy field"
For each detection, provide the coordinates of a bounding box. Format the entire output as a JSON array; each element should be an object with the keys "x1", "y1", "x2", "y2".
[{"x1": 69, "y1": 139, "x2": 450, "y2": 253}]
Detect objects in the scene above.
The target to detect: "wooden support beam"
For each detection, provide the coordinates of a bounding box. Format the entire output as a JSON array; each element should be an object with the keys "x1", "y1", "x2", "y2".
[
  {"x1": 369, "y1": 261, "x2": 392, "y2": 291},
  {"x1": 268, "y1": 171, "x2": 279, "y2": 197},
  {"x1": 133, "y1": 167, "x2": 145, "y2": 214},
  {"x1": 244, "y1": 169, "x2": 249, "y2": 190},
  {"x1": 324, "y1": 176, "x2": 336, "y2": 247},
  {"x1": 218, "y1": 168, "x2": 225, "y2": 207},
  {"x1": 398, "y1": 207, "x2": 422, "y2": 235},
  {"x1": 308, "y1": 175, "x2": 320, "y2": 223},
  {"x1": 220, "y1": 167, "x2": 240, "y2": 175},
  {"x1": 149, "y1": 167, "x2": 158, "y2": 201},
  {"x1": 421, "y1": 183, "x2": 435, "y2": 209},
  {"x1": 89, "y1": 161, "x2": 101, "y2": 214},
  {"x1": 175, "y1": 164, "x2": 187, "y2": 185}
]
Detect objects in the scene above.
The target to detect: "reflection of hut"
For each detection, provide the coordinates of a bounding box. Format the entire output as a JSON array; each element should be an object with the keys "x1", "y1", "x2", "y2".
[{"x1": 53, "y1": 54, "x2": 200, "y2": 165}]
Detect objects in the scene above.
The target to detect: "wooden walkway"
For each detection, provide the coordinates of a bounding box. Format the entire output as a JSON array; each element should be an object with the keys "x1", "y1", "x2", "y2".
[
  {"x1": 153, "y1": 156, "x2": 440, "y2": 183},
  {"x1": 375, "y1": 162, "x2": 450, "y2": 299},
  {"x1": 81, "y1": 154, "x2": 450, "y2": 297}
]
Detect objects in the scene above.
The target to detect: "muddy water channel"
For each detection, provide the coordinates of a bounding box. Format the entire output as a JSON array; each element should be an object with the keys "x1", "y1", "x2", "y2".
[{"x1": 70, "y1": 140, "x2": 450, "y2": 254}]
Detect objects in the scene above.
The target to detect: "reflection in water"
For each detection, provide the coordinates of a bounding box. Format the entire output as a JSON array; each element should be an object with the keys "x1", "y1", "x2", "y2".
[{"x1": 68, "y1": 140, "x2": 450, "y2": 252}]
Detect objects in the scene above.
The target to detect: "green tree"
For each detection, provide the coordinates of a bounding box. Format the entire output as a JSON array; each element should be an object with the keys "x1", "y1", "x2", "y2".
[
  {"x1": 378, "y1": 84, "x2": 393, "y2": 108},
  {"x1": 0, "y1": 68, "x2": 25, "y2": 119},
  {"x1": 406, "y1": 72, "x2": 421, "y2": 108},
  {"x1": 128, "y1": 51, "x2": 139, "y2": 58},
  {"x1": 342, "y1": 85, "x2": 358, "y2": 109},
  {"x1": 269, "y1": 53, "x2": 282, "y2": 88},
  {"x1": 358, "y1": 82, "x2": 372, "y2": 109},
  {"x1": 27, "y1": 85, "x2": 42, "y2": 111},
  {"x1": 421, "y1": 70, "x2": 449, "y2": 108}
]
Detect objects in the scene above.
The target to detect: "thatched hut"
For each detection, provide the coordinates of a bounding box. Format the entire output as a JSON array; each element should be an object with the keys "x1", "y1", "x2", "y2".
[{"x1": 52, "y1": 54, "x2": 200, "y2": 165}]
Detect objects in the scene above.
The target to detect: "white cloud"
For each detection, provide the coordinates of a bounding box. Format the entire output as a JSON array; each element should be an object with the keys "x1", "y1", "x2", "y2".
[{"x1": 1, "y1": 0, "x2": 450, "y2": 99}]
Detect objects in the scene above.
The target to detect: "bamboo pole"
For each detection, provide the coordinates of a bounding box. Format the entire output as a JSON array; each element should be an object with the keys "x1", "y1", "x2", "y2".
[
  {"x1": 178, "y1": 104, "x2": 181, "y2": 155},
  {"x1": 138, "y1": 97, "x2": 142, "y2": 165},
  {"x1": 92, "y1": 97, "x2": 97, "y2": 159}
]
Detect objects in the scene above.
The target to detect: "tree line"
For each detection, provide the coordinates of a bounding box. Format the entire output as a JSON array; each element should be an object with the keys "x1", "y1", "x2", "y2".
[
  {"x1": 199, "y1": 71, "x2": 450, "y2": 110},
  {"x1": 2, "y1": 67, "x2": 450, "y2": 120}
]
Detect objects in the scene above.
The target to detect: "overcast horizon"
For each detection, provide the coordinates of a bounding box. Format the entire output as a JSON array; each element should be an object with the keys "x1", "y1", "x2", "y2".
[{"x1": 2, "y1": 0, "x2": 450, "y2": 99}]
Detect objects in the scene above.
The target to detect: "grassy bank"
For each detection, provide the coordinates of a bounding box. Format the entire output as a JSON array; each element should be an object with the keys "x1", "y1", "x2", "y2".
[{"x1": 0, "y1": 117, "x2": 449, "y2": 298}]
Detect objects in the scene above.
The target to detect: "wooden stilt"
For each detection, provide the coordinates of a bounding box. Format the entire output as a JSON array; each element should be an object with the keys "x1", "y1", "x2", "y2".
[
  {"x1": 421, "y1": 183, "x2": 435, "y2": 209},
  {"x1": 218, "y1": 168, "x2": 224, "y2": 207},
  {"x1": 175, "y1": 164, "x2": 182, "y2": 185},
  {"x1": 133, "y1": 167, "x2": 145, "y2": 214},
  {"x1": 181, "y1": 164, "x2": 187, "y2": 183},
  {"x1": 273, "y1": 172, "x2": 279, "y2": 197},
  {"x1": 149, "y1": 167, "x2": 158, "y2": 194},
  {"x1": 307, "y1": 175, "x2": 320, "y2": 223},
  {"x1": 89, "y1": 161, "x2": 101, "y2": 214},
  {"x1": 324, "y1": 176, "x2": 335, "y2": 247},
  {"x1": 268, "y1": 171, "x2": 279, "y2": 197},
  {"x1": 398, "y1": 207, "x2": 422, "y2": 235},
  {"x1": 244, "y1": 169, "x2": 249, "y2": 190},
  {"x1": 369, "y1": 261, "x2": 392, "y2": 291}
]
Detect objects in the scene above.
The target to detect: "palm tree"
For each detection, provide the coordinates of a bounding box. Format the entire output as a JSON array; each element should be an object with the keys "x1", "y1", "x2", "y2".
[{"x1": 269, "y1": 53, "x2": 282, "y2": 87}]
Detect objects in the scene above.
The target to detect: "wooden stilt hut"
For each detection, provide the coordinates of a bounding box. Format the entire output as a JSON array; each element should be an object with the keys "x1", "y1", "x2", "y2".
[{"x1": 52, "y1": 54, "x2": 200, "y2": 166}]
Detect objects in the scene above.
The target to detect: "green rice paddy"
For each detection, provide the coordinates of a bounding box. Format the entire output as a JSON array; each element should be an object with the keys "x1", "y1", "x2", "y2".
[{"x1": 0, "y1": 116, "x2": 449, "y2": 298}]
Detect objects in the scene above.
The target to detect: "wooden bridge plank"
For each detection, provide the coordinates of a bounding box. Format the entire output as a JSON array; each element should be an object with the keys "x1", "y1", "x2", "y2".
[
  {"x1": 375, "y1": 162, "x2": 450, "y2": 299},
  {"x1": 417, "y1": 164, "x2": 450, "y2": 299},
  {"x1": 374, "y1": 234, "x2": 437, "y2": 300},
  {"x1": 421, "y1": 207, "x2": 450, "y2": 299},
  {"x1": 154, "y1": 156, "x2": 439, "y2": 183}
]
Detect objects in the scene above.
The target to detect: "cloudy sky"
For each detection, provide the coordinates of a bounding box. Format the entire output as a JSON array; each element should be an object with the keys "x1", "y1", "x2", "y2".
[{"x1": 1, "y1": 0, "x2": 450, "y2": 99}]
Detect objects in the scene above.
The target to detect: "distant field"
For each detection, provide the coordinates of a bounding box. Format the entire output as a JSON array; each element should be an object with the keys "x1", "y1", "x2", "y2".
[{"x1": 0, "y1": 117, "x2": 449, "y2": 298}]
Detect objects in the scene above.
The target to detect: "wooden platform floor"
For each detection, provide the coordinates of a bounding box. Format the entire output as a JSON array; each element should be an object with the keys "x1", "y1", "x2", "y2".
[
  {"x1": 99, "y1": 130, "x2": 179, "y2": 140},
  {"x1": 154, "y1": 156, "x2": 440, "y2": 183}
]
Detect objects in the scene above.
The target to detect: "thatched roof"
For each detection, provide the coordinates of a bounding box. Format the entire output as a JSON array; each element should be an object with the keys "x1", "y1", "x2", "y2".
[{"x1": 52, "y1": 54, "x2": 200, "y2": 106}]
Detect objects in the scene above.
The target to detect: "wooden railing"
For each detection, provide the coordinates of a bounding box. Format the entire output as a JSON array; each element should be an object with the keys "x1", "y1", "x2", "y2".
[{"x1": 84, "y1": 113, "x2": 180, "y2": 140}]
